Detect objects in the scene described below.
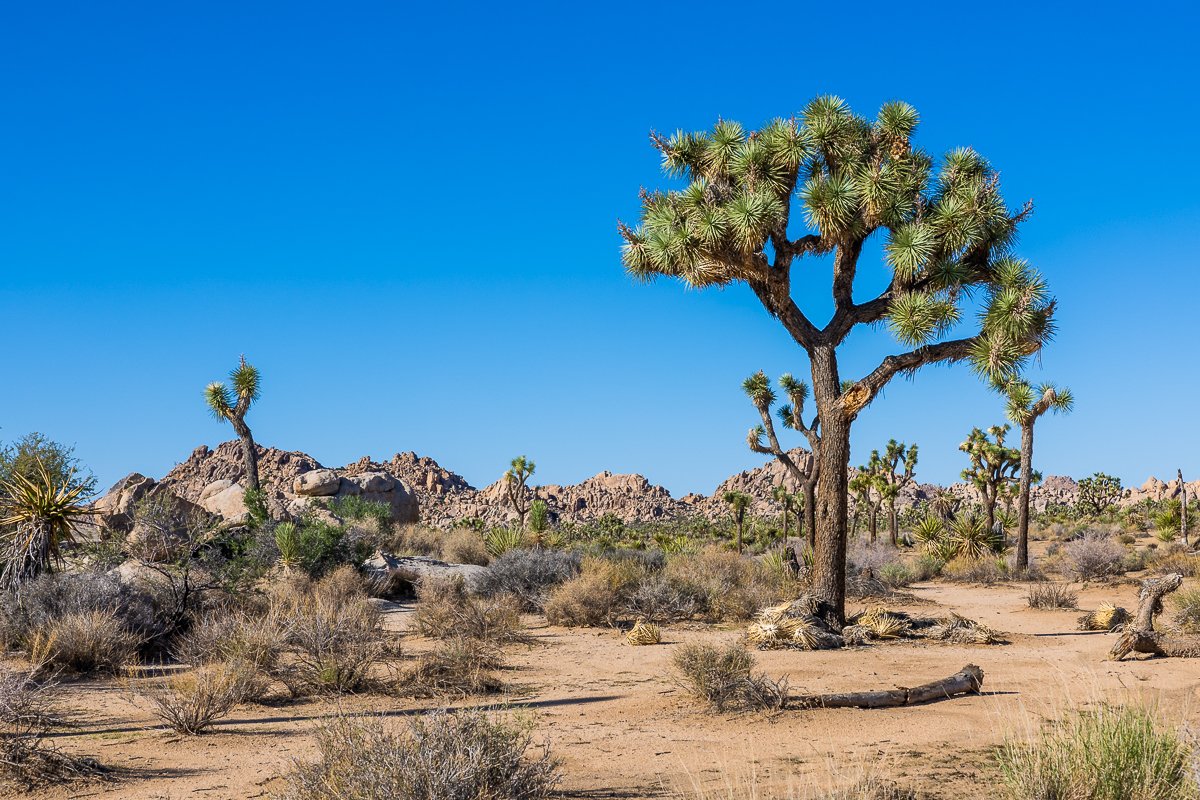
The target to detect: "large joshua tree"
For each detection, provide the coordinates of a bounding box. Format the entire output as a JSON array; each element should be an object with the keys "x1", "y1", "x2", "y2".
[
  {"x1": 205, "y1": 356, "x2": 262, "y2": 492},
  {"x1": 621, "y1": 98, "x2": 1056, "y2": 622},
  {"x1": 871, "y1": 440, "x2": 918, "y2": 547},
  {"x1": 503, "y1": 455, "x2": 536, "y2": 529},
  {"x1": 1003, "y1": 380, "x2": 1073, "y2": 568},
  {"x1": 743, "y1": 370, "x2": 819, "y2": 544},
  {"x1": 960, "y1": 425, "x2": 1024, "y2": 534}
]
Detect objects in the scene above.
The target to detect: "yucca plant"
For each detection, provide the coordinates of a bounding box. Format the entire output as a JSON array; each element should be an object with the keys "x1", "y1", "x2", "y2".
[
  {"x1": 485, "y1": 527, "x2": 524, "y2": 558},
  {"x1": 205, "y1": 355, "x2": 263, "y2": 492},
  {"x1": 501, "y1": 456, "x2": 535, "y2": 529},
  {"x1": 949, "y1": 513, "x2": 1003, "y2": 560},
  {"x1": 913, "y1": 515, "x2": 945, "y2": 547},
  {"x1": 275, "y1": 522, "x2": 301, "y2": 571},
  {"x1": 0, "y1": 460, "x2": 91, "y2": 590}
]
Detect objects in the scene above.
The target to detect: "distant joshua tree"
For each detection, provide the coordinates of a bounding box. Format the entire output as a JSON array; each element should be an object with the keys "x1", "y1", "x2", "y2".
[
  {"x1": 1076, "y1": 472, "x2": 1123, "y2": 517},
  {"x1": 1002, "y1": 379, "x2": 1073, "y2": 568},
  {"x1": 503, "y1": 456, "x2": 536, "y2": 529},
  {"x1": 960, "y1": 425, "x2": 1024, "y2": 534},
  {"x1": 723, "y1": 490, "x2": 752, "y2": 553},
  {"x1": 869, "y1": 440, "x2": 918, "y2": 547},
  {"x1": 771, "y1": 484, "x2": 800, "y2": 544},
  {"x1": 204, "y1": 356, "x2": 262, "y2": 492},
  {"x1": 743, "y1": 371, "x2": 819, "y2": 547},
  {"x1": 848, "y1": 469, "x2": 883, "y2": 543}
]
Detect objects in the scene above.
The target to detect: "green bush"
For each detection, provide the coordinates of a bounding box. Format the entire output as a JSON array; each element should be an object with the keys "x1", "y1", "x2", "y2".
[
  {"x1": 996, "y1": 704, "x2": 1198, "y2": 799},
  {"x1": 1172, "y1": 588, "x2": 1200, "y2": 633}
]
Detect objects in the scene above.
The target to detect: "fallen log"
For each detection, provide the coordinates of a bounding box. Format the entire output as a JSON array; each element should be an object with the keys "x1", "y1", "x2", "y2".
[
  {"x1": 1109, "y1": 573, "x2": 1200, "y2": 660},
  {"x1": 793, "y1": 664, "x2": 984, "y2": 709}
]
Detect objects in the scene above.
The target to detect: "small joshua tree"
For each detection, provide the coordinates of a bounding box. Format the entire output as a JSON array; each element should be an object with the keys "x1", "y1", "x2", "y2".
[
  {"x1": 960, "y1": 425, "x2": 1025, "y2": 534},
  {"x1": 204, "y1": 356, "x2": 262, "y2": 492},
  {"x1": 848, "y1": 469, "x2": 883, "y2": 543},
  {"x1": 502, "y1": 456, "x2": 535, "y2": 529},
  {"x1": 771, "y1": 484, "x2": 800, "y2": 544},
  {"x1": 1003, "y1": 380, "x2": 1073, "y2": 568},
  {"x1": 1076, "y1": 472, "x2": 1123, "y2": 517},
  {"x1": 870, "y1": 440, "x2": 918, "y2": 547},
  {"x1": 744, "y1": 371, "x2": 820, "y2": 546},
  {"x1": 723, "y1": 490, "x2": 752, "y2": 553}
]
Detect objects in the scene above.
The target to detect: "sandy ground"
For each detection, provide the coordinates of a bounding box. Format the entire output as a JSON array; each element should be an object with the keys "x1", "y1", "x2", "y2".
[{"x1": 21, "y1": 575, "x2": 1200, "y2": 800}]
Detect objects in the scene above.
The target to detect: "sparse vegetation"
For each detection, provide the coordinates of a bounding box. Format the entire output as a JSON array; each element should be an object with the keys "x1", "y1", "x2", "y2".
[
  {"x1": 1061, "y1": 532, "x2": 1128, "y2": 581},
  {"x1": 672, "y1": 642, "x2": 787, "y2": 712},
  {"x1": 1026, "y1": 582, "x2": 1078, "y2": 609},
  {"x1": 278, "y1": 709, "x2": 560, "y2": 800}
]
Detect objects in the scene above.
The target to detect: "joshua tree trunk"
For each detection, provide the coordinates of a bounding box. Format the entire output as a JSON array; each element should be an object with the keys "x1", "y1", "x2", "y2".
[
  {"x1": 983, "y1": 492, "x2": 997, "y2": 536},
  {"x1": 1180, "y1": 469, "x2": 1189, "y2": 547},
  {"x1": 735, "y1": 510, "x2": 745, "y2": 554},
  {"x1": 231, "y1": 418, "x2": 260, "y2": 492},
  {"x1": 868, "y1": 505, "x2": 878, "y2": 543},
  {"x1": 811, "y1": 374, "x2": 850, "y2": 626},
  {"x1": 803, "y1": 479, "x2": 817, "y2": 550},
  {"x1": 781, "y1": 501, "x2": 789, "y2": 544},
  {"x1": 1015, "y1": 421, "x2": 1034, "y2": 569},
  {"x1": 887, "y1": 501, "x2": 899, "y2": 547}
]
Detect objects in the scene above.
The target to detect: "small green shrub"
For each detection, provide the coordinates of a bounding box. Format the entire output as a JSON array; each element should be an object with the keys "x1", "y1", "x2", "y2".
[
  {"x1": 1172, "y1": 588, "x2": 1200, "y2": 633},
  {"x1": 942, "y1": 556, "x2": 1010, "y2": 584},
  {"x1": 325, "y1": 495, "x2": 392, "y2": 530},
  {"x1": 996, "y1": 704, "x2": 1198, "y2": 800}
]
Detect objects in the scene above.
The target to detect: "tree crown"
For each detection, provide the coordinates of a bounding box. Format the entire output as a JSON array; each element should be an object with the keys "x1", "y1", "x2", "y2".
[{"x1": 206, "y1": 355, "x2": 261, "y2": 423}]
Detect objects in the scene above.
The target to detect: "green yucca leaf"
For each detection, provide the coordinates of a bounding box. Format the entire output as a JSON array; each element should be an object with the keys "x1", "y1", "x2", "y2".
[
  {"x1": 742, "y1": 371, "x2": 775, "y2": 407},
  {"x1": 877, "y1": 101, "x2": 919, "y2": 140},
  {"x1": 205, "y1": 382, "x2": 234, "y2": 420},
  {"x1": 886, "y1": 223, "x2": 936, "y2": 281}
]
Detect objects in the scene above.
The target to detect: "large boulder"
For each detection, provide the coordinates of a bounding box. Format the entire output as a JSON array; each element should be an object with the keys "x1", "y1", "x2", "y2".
[
  {"x1": 293, "y1": 469, "x2": 341, "y2": 497},
  {"x1": 355, "y1": 472, "x2": 395, "y2": 493},
  {"x1": 197, "y1": 480, "x2": 248, "y2": 522},
  {"x1": 93, "y1": 473, "x2": 157, "y2": 532},
  {"x1": 362, "y1": 552, "x2": 489, "y2": 595}
]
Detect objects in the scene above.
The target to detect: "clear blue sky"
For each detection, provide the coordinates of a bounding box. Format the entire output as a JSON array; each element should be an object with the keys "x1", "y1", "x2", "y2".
[{"x1": 2, "y1": 2, "x2": 1197, "y2": 497}]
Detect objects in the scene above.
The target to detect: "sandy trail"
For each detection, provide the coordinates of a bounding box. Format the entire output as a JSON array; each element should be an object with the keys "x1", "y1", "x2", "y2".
[{"x1": 23, "y1": 578, "x2": 1200, "y2": 800}]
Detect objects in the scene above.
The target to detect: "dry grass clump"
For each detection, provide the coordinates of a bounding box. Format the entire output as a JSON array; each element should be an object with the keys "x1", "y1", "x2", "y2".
[
  {"x1": 544, "y1": 557, "x2": 643, "y2": 627},
  {"x1": 851, "y1": 607, "x2": 911, "y2": 640},
  {"x1": 996, "y1": 704, "x2": 1198, "y2": 799},
  {"x1": 1171, "y1": 588, "x2": 1200, "y2": 633},
  {"x1": 923, "y1": 613, "x2": 1004, "y2": 644},
  {"x1": 1148, "y1": 546, "x2": 1200, "y2": 578},
  {"x1": 1060, "y1": 533, "x2": 1128, "y2": 581},
  {"x1": 1026, "y1": 582, "x2": 1079, "y2": 609},
  {"x1": 277, "y1": 709, "x2": 559, "y2": 800},
  {"x1": 134, "y1": 661, "x2": 261, "y2": 734},
  {"x1": 665, "y1": 547, "x2": 789, "y2": 622},
  {"x1": 273, "y1": 568, "x2": 388, "y2": 695},
  {"x1": 1077, "y1": 602, "x2": 1130, "y2": 632},
  {"x1": 414, "y1": 576, "x2": 528, "y2": 644},
  {"x1": 671, "y1": 642, "x2": 787, "y2": 712},
  {"x1": 440, "y1": 529, "x2": 490, "y2": 566},
  {"x1": 626, "y1": 619, "x2": 661, "y2": 645},
  {"x1": 33, "y1": 610, "x2": 137, "y2": 675},
  {"x1": 941, "y1": 555, "x2": 1011, "y2": 585},
  {"x1": 0, "y1": 666, "x2": 106, "y2": 789},
  {"x1": 401, "y1": 637, "x2": 505, "y2": 698}
]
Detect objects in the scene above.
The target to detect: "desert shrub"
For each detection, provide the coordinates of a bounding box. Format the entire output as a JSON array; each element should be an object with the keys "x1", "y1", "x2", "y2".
[
  {"x1": 36, "y1": 610, "x2": 136, "y2": 674},
  {"x1": 272, "y1": 518, "x2": 347, "y2": 577},
  {"x1": 325, "y1": 495, "x2": 392, "y2": 531},
  {"x1": 484, "y1": 527, "x2": 525, "y2": 558},
  {"x1": 1026, "y1": 583, "x2": 1079, "y2": 609},
  {"x1": 1061, "y1": 533, "x2": 1127, "y2": 581},
  {"x1": 478, "y1": 549, "x2": 581, "y2": 611},
  {"x1": 276, "y1": 571, "x2": 386, "y2": 694},
  {"x1": 671, "y1": 642, "x2": 786, "y2": 712},
  {"x1": 877, "y1": 561, "x2": 917, "y2": 589},
  {"x1": 402, "y1": 638, "x2": 505, "y2": 697},
  {"x1": 848, "y1": 542, "x2": 904, "y2": 575},
  {"x1": 0, "y1": 665, "x2": 104, "y2": 788},
  {"x1": 171, "y1": 611, "x2": 286, "y2": 675},
  {"x1": 544, "y1": 557, "x2": 642, "y2": 627},
  {"x1": 909, "y1": 554, "x2": 944, "y2": 581},
  {"x1": 1172, "y1": 588, "x2": 1200, "y2": 633},
  {"x1": 440, "y1": 529, "x2": 489, "y2": 566},
  {"x1": 996, "y1": 704, "x2": 1198, "y2": 800},
  {"x1": 621, "y1": 571, "x2": 701, "y2": 622},
  {"x1": 135, "y1": 661, "x2": 260, "y2": 734},
  {"x1": 386, "y1": 524, "x2": 444, "y2": 558},
  {"x1": 1148, "y1": 546, "x2": 1200, "y2": 578},
  {"x1": 414, "y1": 577, "x2": 526, "y2": 644},
  {"x1": 278, "y1": 709, "x2": 559, "y2": 800},
  {"x1": 948, "y1": 514, "x2": 1004, "y2": 559},
  {"x1": 942, "y1": 556, "x2": 1011, "y2": 585},
  {"x1": 663, "y1": 548, "x2": 785, "y2": 622}
]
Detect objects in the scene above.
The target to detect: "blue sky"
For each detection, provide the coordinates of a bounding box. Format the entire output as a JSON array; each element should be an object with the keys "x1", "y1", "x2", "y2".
[{"x1": 2, "y1": 2, "x2": 1198, "y2": 497}]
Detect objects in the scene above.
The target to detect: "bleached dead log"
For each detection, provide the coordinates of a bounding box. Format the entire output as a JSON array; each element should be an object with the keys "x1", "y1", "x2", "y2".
[
  {"x1": 793, "y1": 664, "x2": 984, "y2": 709},
  {"x1": 1109, "y1": 573, "x2": 1200, "y2": 660}
]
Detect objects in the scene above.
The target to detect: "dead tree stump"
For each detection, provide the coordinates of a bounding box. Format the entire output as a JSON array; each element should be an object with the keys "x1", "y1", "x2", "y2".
[{"x1": 1109, "y1": 573, "x2": 1200, "y2": 660}]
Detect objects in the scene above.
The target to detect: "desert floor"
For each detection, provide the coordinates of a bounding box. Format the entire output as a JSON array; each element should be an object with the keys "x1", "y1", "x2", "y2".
[{"x1": 21, "y1": 573, "x2": 1200, "y2": 800}]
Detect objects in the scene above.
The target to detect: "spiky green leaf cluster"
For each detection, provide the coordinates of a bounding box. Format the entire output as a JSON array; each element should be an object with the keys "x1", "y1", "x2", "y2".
[
  {"x1": 959, "y1": 425, "x2": 1021, "y2": 499},
  {"x1": 205, "y1": 356, "x2": 261, "y2": 423},
  {"x1": 1002, "y1": 379, "x2": 1074, "y2": 425}
]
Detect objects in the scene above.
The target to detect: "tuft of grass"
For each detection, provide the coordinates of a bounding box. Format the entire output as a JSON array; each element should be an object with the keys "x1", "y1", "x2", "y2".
[
  {"x1": 278, "y1": 709, "x2": 559, "y2": 800},
  {"x1": 671, "y1": 642, "x2": 787, "y2": 712},
  {"x1": 414, "y1": 577, "x2": 528, "y2": 644},
  {"x1": 34, "y1": 610, "x2": 136, "y2": 675},
  {"x1": 1026, "y1": 583, "x2": 1079, "y2": 610},
  {"x1": 1172, "y1": 587, "x2": 1200, "y2": 633},
  {"x1": 134, "y1": 661, "x2": 260, "y2": 735},
  {"x1": 401, "y1": 637, "x2": 505, "y2": 698},
  {"x1": 996, "y1": 703, "x2": 1198, "y2": 799}
]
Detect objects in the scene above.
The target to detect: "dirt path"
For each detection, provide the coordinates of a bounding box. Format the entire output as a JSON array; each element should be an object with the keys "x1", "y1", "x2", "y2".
[{"x1": 23, "y1": 579, "x2": 1200, "y2": 800}]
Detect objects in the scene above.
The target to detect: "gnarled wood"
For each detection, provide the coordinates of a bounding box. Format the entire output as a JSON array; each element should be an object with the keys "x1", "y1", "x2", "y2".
[
  {"x1": 793, "y1": 664, "x2": 983, "y2": 709},
  {"x1": 1109, "y1": 573, "x2": 1200, "y2": 660}
]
